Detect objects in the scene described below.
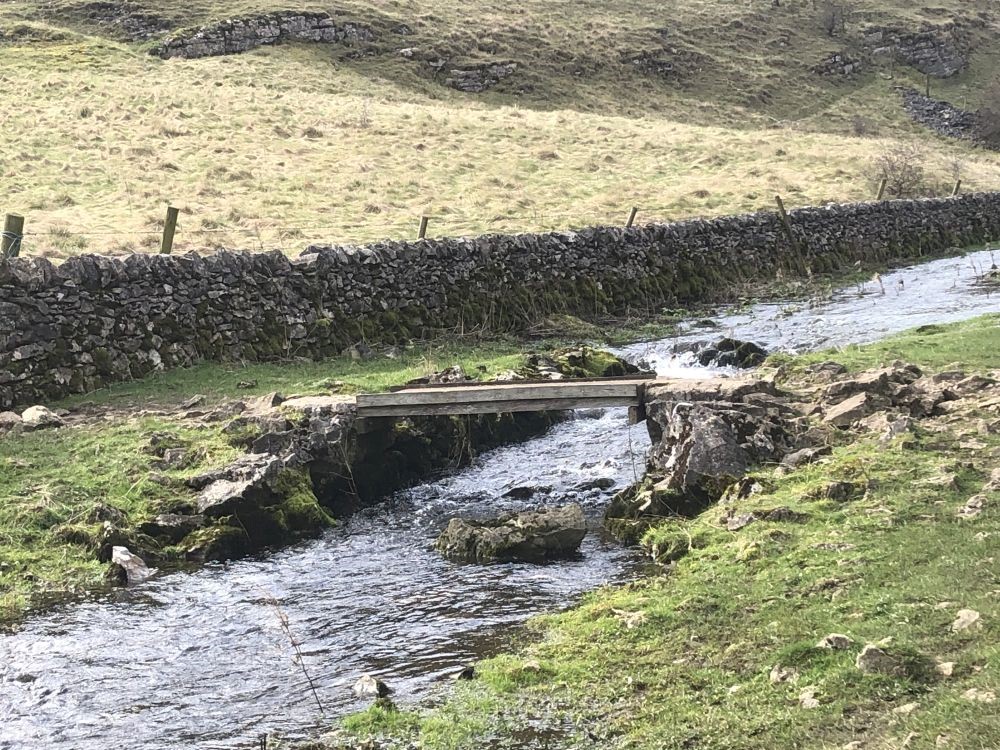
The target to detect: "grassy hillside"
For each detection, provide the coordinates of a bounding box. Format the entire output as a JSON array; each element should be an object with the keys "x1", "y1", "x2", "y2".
[{"x1": 0, "y1": 0, "x2": 997, "y2": 258}]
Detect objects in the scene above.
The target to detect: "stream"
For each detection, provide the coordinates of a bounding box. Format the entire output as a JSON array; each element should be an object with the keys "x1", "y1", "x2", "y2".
[{"x1": 0, "y1": 247, "x2": 996, "y2": 750}]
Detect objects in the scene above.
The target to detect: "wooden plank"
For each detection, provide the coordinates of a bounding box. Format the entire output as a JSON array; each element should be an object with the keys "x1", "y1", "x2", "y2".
[
  {"x1": 387, "y1": 373, "x2": 655, "y2": 392},
  {"x1": 357, "y1": 396, "x2": 639, "y2": 418},
  {"x1": 357, "y1": 381, "x2": 641, "y2": 408}
]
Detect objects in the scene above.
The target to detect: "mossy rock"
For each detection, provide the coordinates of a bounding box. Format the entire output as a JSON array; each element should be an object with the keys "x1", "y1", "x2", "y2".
[
  {"x1": 641, "y1": 522, "x2": 714, "y2": 564},
  {"x1": 269, "y1": 468, "x2": 336, "y2": 534},
  {"x1": 180, "y1": 523, "x2": 250, "y2": 562}
]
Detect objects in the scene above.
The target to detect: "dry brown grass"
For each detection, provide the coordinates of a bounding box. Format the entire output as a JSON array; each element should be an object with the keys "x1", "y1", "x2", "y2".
[{"x1": 0, "y1": 0, "x2": 998, "y2": 258}]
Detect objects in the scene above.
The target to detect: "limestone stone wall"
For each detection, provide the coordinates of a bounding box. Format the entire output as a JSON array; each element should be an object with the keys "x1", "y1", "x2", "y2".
[
  {"x1": 862, "y1": 25, "x2": 968, "y2": 77},
  {"x1": 150, "y1": 11, "x2": 374, "y2": 59},
  {"x1": 2, "y1": 194, "x2": 1000, "y2": 409}
]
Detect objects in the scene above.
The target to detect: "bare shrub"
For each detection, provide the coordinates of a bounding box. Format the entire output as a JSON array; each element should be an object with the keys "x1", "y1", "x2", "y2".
[
  {"x1": 871, "y1": 144, "x2": 929, "y2": 198},
  {"x1": 851, "y1": 115, "x2": 878, "y2": 137},
  {"x1": 816, "y1": 0, "x2": 853, "y2": 37}
]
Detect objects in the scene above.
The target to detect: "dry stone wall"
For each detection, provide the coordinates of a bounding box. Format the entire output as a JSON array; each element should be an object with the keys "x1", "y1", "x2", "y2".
[
  {"x1": 2, "y1": 194, "x2": 1000, "y2": 409},
  {"x1": 150, "y1": 11, "x2": 374, "y2": 59}
]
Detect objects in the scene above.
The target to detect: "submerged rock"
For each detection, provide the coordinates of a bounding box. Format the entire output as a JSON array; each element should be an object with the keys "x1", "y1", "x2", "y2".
[
  {"x1": 436, "y1": 504, "x2": 587, "y2": 563},
  {"x1": 696, "y1": 338, "x2": 768, "y2": 369}
]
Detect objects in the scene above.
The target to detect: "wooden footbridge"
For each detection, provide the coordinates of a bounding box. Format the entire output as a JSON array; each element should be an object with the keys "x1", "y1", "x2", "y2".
[{"x1": 355, "y1": 375, "x2": 656, "y2": 421}]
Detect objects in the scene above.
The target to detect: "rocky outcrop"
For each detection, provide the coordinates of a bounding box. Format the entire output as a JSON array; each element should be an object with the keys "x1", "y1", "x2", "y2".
[
  {"x1": 863, "y1": 25, "x2": 968, "y2": 78},
  {"x1": 812, "y1": 52, "x2": 863, "y2": 76},
  {"x1": 443, "y1": 61, "x2": 517, "y2": 92},
  {"x1": 4, "y1": 193, "x2": 1000, "y2": 409},
  {"x1": 605, "y1": 379, "x2": 806, "y2": 542},
  {"x1": 150, "y1": 12, "x2": 374, "y2": 60},
  {"x1": 817, "y1": 363, "x2": 965, "y2": 428},
  {"x1": 436, "y1": 505, "x2": 587, "y2": 563}
]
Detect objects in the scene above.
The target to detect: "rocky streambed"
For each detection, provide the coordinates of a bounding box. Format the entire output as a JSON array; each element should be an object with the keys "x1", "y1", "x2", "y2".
[{"x1": 0, "y1": 247, "x2": 997, "y2": 749}]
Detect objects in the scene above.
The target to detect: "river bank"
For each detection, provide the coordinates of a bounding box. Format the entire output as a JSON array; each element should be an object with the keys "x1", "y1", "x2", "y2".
[
  {"x1": 329, "y1": 313, "x2": 1000, "y2": 750},
  {"x1": 1, "y1": 246, "x2": 997, "y2": 749},
  {"x1": 0, "y1": 342, "x2": 639, "y2": 626}
]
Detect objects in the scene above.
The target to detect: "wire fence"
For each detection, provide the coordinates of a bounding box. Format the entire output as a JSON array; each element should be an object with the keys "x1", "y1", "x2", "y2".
[{"x1": 0, "y1": 180, "x2": 967, "y2": 260}]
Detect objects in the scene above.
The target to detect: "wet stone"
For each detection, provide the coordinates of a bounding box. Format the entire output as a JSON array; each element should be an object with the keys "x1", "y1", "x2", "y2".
[{"x1": 436, "y1": 504, "x2": 587, "y2": 563}]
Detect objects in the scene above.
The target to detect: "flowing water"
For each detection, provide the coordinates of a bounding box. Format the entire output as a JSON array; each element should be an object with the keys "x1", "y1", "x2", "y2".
[{"x1": 1, "y1": 247, "x2": 996, "y2": 750}]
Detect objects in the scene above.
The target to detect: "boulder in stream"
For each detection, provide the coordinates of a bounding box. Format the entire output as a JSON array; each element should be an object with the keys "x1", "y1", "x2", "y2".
[
  {"x1": 696, "y1": 338, "x2": 768, "y2": 369},
  {"x1": 109, "y1": 546, "x2": 155, "y2": 585},
  {"x1": 436, "y1": 504, "x2": 587, "y2": 563}
]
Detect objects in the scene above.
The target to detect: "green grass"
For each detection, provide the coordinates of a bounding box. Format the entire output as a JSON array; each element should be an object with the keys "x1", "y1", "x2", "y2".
[
  {"x1": 772, "y1": 313, "x2": 1000, "y2": 374},
  {"x1": 334, "y1": 315, "x2": 1000, "y2": 749},
  {"x1": 0, "y1": 1, "x2": 997, "y2": 258},
  {"x1": 0, "y1": 338, "x2": 540, "y2": 625},
  {"x1": 0, "y1": 418, "x2": 240, "y2": 622},
  {"x1": 63, "y1": 339, "x2": 529, "y2": 411}
]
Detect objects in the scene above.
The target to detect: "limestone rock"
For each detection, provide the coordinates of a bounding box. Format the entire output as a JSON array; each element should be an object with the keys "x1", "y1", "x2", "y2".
[
  {"x1": 607, "y1": 379, "x2": 801, "y2": 541},
  {"x1": 961, "y1": 688, "x2": 996, "y2": 703},
  {"x1": 20, "y1": 405, "x2": 63, "y2": 430},
  {"x1": 0, "y1": 410, "x2": 22, "y2": 430},
  {"x1": 138, "y1": 514, "x2": 205, "y2": 543},
  {"x1": 781, "y1": 446, "x2": 831, "y2": 470},
  {"x1": 798, "y1": 686, "x2": 820, "y2": 709},
  {"x1": 352, "y1": 674, "x2": 392, "y2": 699},
  {"x1": 817, "y1": 633, "x2": 854, "y2": 650},
  {"x1": 823, "y1": 392, "x2": 883, "y2": 427},
  {"x1": 958, "y1": 495, "x2": 985, "y2": 519},
  {"x1": 951, "y1": 609, "x2": 981, "y2": 632},
  {"x1": 110, "y1": 546, "x2": 154, "y2": 585},
  {"x1": 195, "y1": 454, "x2": 285, "y2": 516},
  {"x1": 151, "y1": 12, "x2": 375, "y2": 60},
  {"x1": 435, "y1": 504, "x2": 587, "y2": 563},
  {"x1": 769, "y1": 664, "x2": 798, "y2": 684},
  {"x1": 726, "y1": 513, "x2": 757, "y2": 531},
  {"x1": 855, "y1": 644, "x2": 901, "y2": 675},
  {"x1": 696, "y1": 338, "x2": 768, "y2": 369}
]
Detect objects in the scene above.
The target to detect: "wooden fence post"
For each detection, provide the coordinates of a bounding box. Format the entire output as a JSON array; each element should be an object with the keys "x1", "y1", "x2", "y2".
[
  {"x1": 876, "y1": 177, "x2": 888, "y2": 201},
  {"x1": 952, "y1": 179, "x2": 962, "y2": 196},
  {"x1": 2, "y1": 214, "x2": 24, "y2": 259},
  {"x1": 925, "y1": 73, "x2": 931, "y2": 98},
  {"x1": 774, "y1": 195, "x2": 799, "y2": 252},
  {"x1": 418, "y1": 215, "x2": 429, "y2": 240},
  {"x1": 626, "y1": 206, "x2": 638, "y2": 228},
  {"x1": 160, "y1": 206, "x2": 179, "y2": 254}
]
